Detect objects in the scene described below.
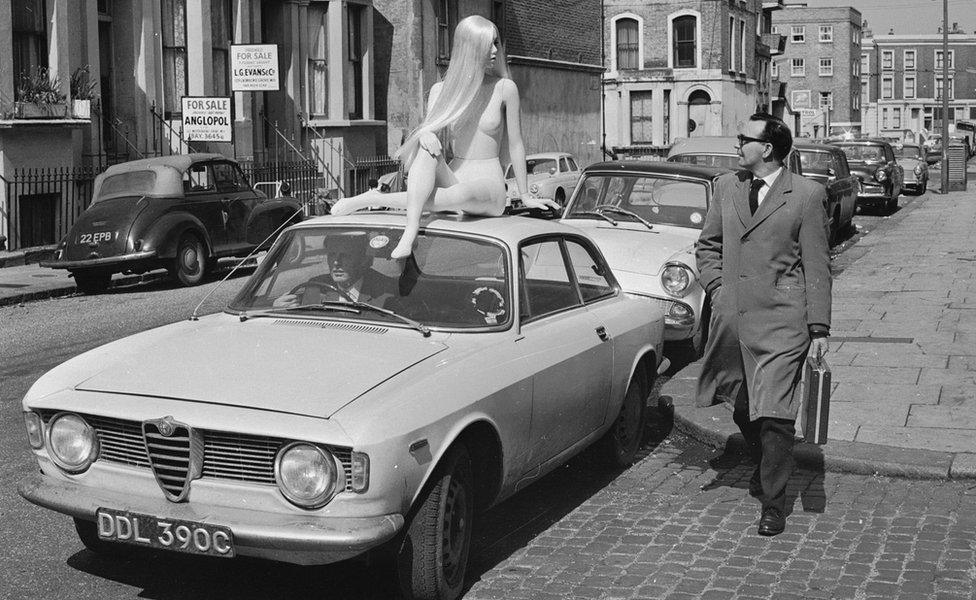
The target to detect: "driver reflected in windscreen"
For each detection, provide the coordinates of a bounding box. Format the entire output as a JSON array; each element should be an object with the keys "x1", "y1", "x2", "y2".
[{"x1": 273, "y1": 232, "x2": 396, "y2": 307}]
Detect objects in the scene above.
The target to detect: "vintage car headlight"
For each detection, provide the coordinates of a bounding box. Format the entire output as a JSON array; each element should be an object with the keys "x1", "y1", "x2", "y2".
[
  {"x1": 47, "y1": 413, "x2": 98, "y2": 473},
  {"x1": 914, "y1": 164, "x2": 923, "y2": 175},
  {"x1": 24, "y1": 411, "x2": 44, "y2": 449},
  {"x1": 529, "y1": 183, "x2": 540, "y2": 194},
  {"x1": 661, "y1": 264, "x2": 694, "y2": 297},
  {"x1": 275, "y1": 442, "x2": 339, "y2": 508},
  {"x1": 874, "y1": 168, "x2": 887, "y2": 182}
]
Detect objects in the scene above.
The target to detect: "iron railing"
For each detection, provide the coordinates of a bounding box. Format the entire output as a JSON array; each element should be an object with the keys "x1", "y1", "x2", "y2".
[
  {"x1": 348, "y1": 156, "x2": 401, "y2": 195},
  {"x1": 0, "y1": 167, "x2": 99, "y2": 250}
]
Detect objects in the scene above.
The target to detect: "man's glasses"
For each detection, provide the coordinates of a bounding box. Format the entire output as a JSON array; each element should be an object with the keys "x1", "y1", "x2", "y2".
[{"x1": 737, "y1": 134, "x2": 770, "y2": 146}]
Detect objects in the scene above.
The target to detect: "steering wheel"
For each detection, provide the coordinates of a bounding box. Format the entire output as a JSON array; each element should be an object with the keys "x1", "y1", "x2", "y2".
[{"x1": 288, "y1": 278, "x2": 355, "y2": 304}]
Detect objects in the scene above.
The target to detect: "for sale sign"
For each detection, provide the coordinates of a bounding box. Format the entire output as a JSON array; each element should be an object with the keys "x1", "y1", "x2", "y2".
[
  {"x1": 181, "y1": 97, "x2": 232, "y2": 142},
  {"x1": 231, "y1": 44, "x2": 280, "y2": 91}
]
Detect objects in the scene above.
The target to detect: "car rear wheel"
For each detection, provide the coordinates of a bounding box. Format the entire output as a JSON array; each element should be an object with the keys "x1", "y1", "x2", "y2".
[
  {"x1": 73, "y1": 518, "x2": 131, "y2": 558},
  {"x1": 599, "y1": 368, "x2": 649, "y2": 468},
  {"x1": 73, "y1": 270, "x2": 111, "y2": 295},
  {"x1": 171, "y1": 233, "x2": 207, "y2": 287},
  {"x1": 397, "y1": 443, "x2": 474, "y2": 600}
]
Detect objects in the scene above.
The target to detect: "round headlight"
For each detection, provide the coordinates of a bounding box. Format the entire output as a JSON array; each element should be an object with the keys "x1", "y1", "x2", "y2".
[
  {"x1": 529, "y1": 183, "x2": 540, "y2": 194},
  {"x1": 47, "y1": 413, "x2": 97, "y2": 473},
  {"x1": 661, "y1": 264, "x2": 693, "y2": 297},
  {"x1": 874, "y1": 168, "x2": 887, "y2": 182},
  {"x1": 275, "y1": 443, "x2": 338, "y2": 508}
]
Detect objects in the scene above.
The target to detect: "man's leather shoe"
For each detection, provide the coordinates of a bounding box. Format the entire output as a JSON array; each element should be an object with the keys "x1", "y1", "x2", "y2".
[{"x1": 758, "y1": 508, "x2": 785, "y2": 536}]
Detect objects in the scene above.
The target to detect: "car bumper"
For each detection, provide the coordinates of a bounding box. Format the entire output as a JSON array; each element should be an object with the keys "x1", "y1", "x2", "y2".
[
  {"x1": 19, "y1": 472, "x2": 404, "y2": 565},
  {"x1": 40, "y1": 251, "x2": 158, "y2": 270}
]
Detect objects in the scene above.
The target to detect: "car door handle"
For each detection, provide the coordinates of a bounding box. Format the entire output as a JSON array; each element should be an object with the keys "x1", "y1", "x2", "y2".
[{"x1": 595, "y1": 326, "x2": 610, "y2": 342}]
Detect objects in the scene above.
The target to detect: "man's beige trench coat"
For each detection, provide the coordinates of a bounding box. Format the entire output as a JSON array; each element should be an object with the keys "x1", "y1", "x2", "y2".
[{"x1": 695, "y1": 169, "x2": 831, "y2": 421}]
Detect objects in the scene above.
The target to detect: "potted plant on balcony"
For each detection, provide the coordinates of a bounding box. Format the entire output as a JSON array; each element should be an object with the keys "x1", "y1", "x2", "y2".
[
  {"x1": 70, "y1": 66, "x2": 98, "y2": 119},
  {"x1": 14, "y1": 68, "x2": 67, "y2": 119}
]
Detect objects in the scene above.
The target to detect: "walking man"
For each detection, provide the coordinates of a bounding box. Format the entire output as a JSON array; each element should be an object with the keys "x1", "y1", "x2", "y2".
[{"x1": 696, "y1": 113, "x2": 831, "y2": 536}]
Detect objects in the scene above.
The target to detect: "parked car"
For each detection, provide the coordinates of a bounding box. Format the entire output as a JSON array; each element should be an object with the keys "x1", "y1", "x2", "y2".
[
  {"x1": 41, "y1": 154, "x2": 303, "y2": 293},
  {"x1": 561, "y1": 161, "x2": 726, "y2": 357},
  {"x1": 828, "y1": 139, "x2": 904, "y2": 213},
  {"x1": 19, "y1": 212, "x2": 666, "y2": 600},
  {"x1": 892, "y1": 142, "x2": 929, "y2": 195},
  {"x1": 667, "y1": 136, "x2": 804, "y2": 175},
  {"x1": 795, "y1": 142, "x2": 859, "y2": 245},
  {"x1": 504, "y1": 152, "x2": 581, "y2": 206}
]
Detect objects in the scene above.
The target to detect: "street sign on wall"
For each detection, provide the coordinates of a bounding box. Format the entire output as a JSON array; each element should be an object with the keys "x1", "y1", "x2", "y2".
[
  {"x1": 230, "y1": 44, "x2": 280, "y2": 91},
  {"x1": 181, "y1": 97, "x2": 233, "y2": 142}
]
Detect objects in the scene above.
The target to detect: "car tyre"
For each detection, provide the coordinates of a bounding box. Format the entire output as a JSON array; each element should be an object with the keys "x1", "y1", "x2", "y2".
[
  {"x1": 397, "y1": 443, "x2": 474, "y2": 600},
  {"x1": 73, "y1": 271, "x2": 111, "y2": 295},
  {"x1": 73, "y1": 517, "x2": 131, "y2": 558},
  {"x1": 599, "y1": 368, "x2": 649, "y2": 468},
  {"x1": 171, "y1": 233, "x2": 207, "y2": 287}
]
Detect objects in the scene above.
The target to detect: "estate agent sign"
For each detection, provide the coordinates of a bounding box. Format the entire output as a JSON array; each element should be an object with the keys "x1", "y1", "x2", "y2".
[
  {"x1": 181, "y1": 97, "x2": 233, "y2": 142},
  {"x1": 230, "y1": 44, "x2": 280, "y2": 91}
]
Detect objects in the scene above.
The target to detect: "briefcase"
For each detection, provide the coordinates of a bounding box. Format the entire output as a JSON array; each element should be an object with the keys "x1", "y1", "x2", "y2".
[{"x1": 798, "y1": 354, "x2": 831, "y2": 444}]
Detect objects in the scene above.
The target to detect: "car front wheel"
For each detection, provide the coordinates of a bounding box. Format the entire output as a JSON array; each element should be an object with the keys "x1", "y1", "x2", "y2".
[
  {"x1": 600, "y1": 368, "x2": 649, "y2": 468},
  {"x1": 171, "y1": 233, "x2": 207, "y2": 286},
  {"x1": 73, "y1": 270, "x2": 111, "y2": 295},
  {"x1": 397, "y1": 443, "x2": 474, "y2": 600}
]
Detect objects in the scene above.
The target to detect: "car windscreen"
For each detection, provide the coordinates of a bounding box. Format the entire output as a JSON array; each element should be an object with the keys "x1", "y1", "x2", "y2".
[
  {"x1": 566, "y1": 174, "x2": 710, "y2": 229},
  {"x1": 94, "y1": 171, "x2": 157, "y2": 203},
  {"x1": 893, "y1": 145, "x2": 921, "y2": 159},
  {"x1": 526, "y1": 158, "x2": 557, "y2": 175},
  {"x1": 668, "y1": 154, "x2": 740, "y2": 170},
  {"x1": 229, "y1": 226, "x2": 512, "y2": 330},
  {"x1": 835, "y1": 144, "x2": 885, "y2": 161}
]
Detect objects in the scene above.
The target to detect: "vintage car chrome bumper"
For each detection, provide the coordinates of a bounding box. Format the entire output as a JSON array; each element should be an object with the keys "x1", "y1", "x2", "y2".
[
  {"x1": 40, "y1": 250, "x2": 158, "y2": 270},
  {"x1": 19, "y1": 472, "x2": 404, "y2": 565}
]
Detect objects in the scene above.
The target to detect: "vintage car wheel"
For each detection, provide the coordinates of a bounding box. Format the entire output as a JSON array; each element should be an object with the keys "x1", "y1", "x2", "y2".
[
  {"x1": 599, "y1": 369, "x2": 649, "y2": 468},
  {"x1": 73, "y1": 271, "x2": 111, "y2": 295},
  {"x1": 397, "y1": 443, "x2": 474, "y2": 600},
  {"x1": 171, "y1": 234, "x2": 207, "y2": 287},
  {"x1": 73, "y1": 518, "x2": 131, "y2": 558}
]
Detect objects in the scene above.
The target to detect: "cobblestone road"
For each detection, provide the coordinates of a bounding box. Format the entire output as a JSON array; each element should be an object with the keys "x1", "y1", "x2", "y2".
[{"x1": 463, "y1": 410, "x2": 976, "y2": 600}]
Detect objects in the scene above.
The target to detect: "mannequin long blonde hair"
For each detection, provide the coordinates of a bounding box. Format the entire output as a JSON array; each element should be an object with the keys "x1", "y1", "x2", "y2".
[{"x1": 395, "y1": 15, "x2": 511, "y2": 168}]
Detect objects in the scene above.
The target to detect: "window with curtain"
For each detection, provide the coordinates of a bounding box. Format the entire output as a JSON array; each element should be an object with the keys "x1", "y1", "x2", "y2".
[
  {"x1": 436, "y1": 0, "x2": 457, "y2": 64},
  {"x1": 615, "y1": 18, "x2": 639, "y2": 70},
  {"x1": 346, "y1": 3, "x2": 364, "y2": 119},
  {"x1": 161, "y1": 0, "x2": 187, "y2": 117},
  {"x1": 673, "y1": 16, "x2": 696, "y2": 68},
  {"x1": 211, "y1": 0, "x2": 232, "y2": 97},
  {"x1": 630, "y1": 90, "x2": 652, "y2": 144},
  {"x1": 12, "y1": 0, "x2": 48, "y2": 86},
  {"x1": 307, "y1": 4, "x2": 328, "y2": 116}
]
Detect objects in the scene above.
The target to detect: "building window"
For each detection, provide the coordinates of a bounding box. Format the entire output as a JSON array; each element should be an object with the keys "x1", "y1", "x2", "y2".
[
  {"x1": 935, "y1": 49, "x2": 954, "y2": 70},
  {"x1": 491, "y1": 0, "x2": 505, "y2": 39},
  {"x1": 882, "y1": 107, "x2": 889, "y2": 129},
  {"x1": 893, "y1": 107, "x2": 901, "y2": 129},
  {"x1": 12, "y1": 0, "x2": 48, "y2": 84},
  {"x1": 630, "y1": 90, "x2": 653, "y2": 144},
  {"x1": 211, "y1": 0, "x2": 232, "y2": 97},
  {"x1": 161, "y1": 0, "x2": 187, "y2": 117},
  {"x1": 852, "y1": 27, "x2": 860, "y2": 44},
  {"x1": 861, "y1": 52, "x2": 869, "y2": 72},
  {"x1": 861, "y1": 78, "x2": 868, "y2": 103},
  {"x1": 819, "y1": 91, "x2": 833, "y2": 110},
  {"x1": 936, "y1": 76, "x2": 954, "y2": 100},
  {"x1": 672, "y1": 14, "x2": 697, "y2": 68},
  {"x1": 904, "y1": 50, "x2": 916, "y2": 71},
  {"x1": 771, "y1": 61, "x2": 779, "y2": 78},
  {"x1": 882, "y1": 76, "x2": 893, "y2": 99},
  {"x1": 791, "y1": 58, "x2": 805, "y2": 77},
  {"x1": 435, "y1": 0, "x2": 457, "y2": 63},
  {"x1": 346, "y1": 3, "x2": 366, "y2": 119},
  {"x1": 791, "y1": 25, "x2": 805, "y2": 43},
  {"x1": 616, "y1": 18, "x2": 639, "y2": 70},
  {"x1": 852, "y1": 91, "x2": 859, "y2": 110},
  {"x1": 904, "y1": 75, "x2": 916, "y2": 99},
  {"x1": 729, "y1": 16, "x2": 735, "y2": 71},
  {"x1": 819, "y1": 25, "x2": 833, "y2": 42},
  {"x1": 740, "y1": 20, "x2": 746, "y2": 72},
  {"x1": 307, "y1": 3, "x2": 328, "y2": 116},
  {"x1": 881, "y1": 50, "x2": 893, "y2": 70},
  {"x1": 819, "y1": 58, "x2": 833, "y2": 76},
  {"x1": 791, "y1": 89, "x2": 811, "y2": 108}
]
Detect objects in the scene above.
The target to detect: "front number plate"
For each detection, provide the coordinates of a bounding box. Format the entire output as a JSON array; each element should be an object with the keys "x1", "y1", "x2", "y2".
[{"x1": 96, "y1": 508, "x2": 235, "y2": 558}]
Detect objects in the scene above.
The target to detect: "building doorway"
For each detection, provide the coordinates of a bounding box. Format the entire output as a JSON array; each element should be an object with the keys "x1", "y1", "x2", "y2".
[{"x1": 688, "y1": 90, "x2": 711, "y2": 137}]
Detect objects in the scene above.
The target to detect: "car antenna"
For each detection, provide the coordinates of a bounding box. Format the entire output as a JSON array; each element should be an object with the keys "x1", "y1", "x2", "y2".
[{"x1": 189, "y1": 205, "x2": 304, "y2": 321}]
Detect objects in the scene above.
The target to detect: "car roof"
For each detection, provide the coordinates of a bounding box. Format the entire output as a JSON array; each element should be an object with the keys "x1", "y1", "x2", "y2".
[
  {"x1": 582, "y1": 160, "x2": 726, "y2": 179},
  {"x1": 667, "y1": 136, "x2": 740, "y2": 156},
  {"x1": 292, "y1": 212, "x2": 592, "y2": 248},
  {"x1": 101, "y1": 153, "x2": 228, "y2": 176}
]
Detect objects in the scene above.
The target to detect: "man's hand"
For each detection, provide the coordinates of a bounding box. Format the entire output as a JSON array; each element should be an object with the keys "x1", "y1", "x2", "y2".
[
  {"x1": 418, "y1": 131, "x2": 442, "y2": 157},
  {"x1": 273, "y1": 293, "x2": 300, "y2": 308},
  {"x1": 808, "y1": 337, "x2": 829, "y2": 362},
  {"x1": 519, "y1": 193, "x2": 560, "y2": 211}
]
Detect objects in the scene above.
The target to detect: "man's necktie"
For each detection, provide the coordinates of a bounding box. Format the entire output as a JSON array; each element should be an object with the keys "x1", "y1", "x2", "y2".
[{"x1": 749, "y1": 179, "x2": 765, "y2": 215}]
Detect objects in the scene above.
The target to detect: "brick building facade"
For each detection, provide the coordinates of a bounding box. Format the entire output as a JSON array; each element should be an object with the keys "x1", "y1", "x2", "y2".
[{"x1": 772, "y1": 5, "x2": 862, "y2": 138}]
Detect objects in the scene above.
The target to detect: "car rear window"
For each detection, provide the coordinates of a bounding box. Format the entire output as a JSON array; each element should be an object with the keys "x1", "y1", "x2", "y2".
[{"x1": 95, "y1": 171, "x2": 157, "y2": 203}]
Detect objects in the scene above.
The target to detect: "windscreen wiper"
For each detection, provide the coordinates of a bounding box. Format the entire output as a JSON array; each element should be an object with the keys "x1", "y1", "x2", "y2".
[
  {"x1": 570, "y1": 210, "x2": 617, "y2": 226},
  {"x1": 595, "y1": 205, "x2": 654, "y2": 230},
  {"x1": 241, "y1": 301, "x2": 430, "y2": 337}
]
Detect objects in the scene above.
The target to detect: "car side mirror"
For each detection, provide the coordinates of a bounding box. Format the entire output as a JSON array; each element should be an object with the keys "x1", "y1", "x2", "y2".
[{"x1": 279, "y1": 181, "x2": 291, "y2": 197}]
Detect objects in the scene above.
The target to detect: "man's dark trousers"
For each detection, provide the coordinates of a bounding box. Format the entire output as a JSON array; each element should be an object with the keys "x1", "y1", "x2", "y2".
[{"x1": 733, "y1": 392, "x2": 795, "y2": 513}]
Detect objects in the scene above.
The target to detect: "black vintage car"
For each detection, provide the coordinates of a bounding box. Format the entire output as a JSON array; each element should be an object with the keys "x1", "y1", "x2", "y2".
[
  {"x1": 42, "y1": 154, "x2": 303, "y2": 293},
  {"x1": 795, "y1": 142, "x2": 859, "y2": 245},
  {"x1": 828, "y1": 139, "x2": 904, "y2": 213}
]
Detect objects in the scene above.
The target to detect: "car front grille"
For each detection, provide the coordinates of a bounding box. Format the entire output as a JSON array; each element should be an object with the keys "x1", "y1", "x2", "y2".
[{"x1": 38, "y1": 410, "x2": 353, "y2": 492}]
